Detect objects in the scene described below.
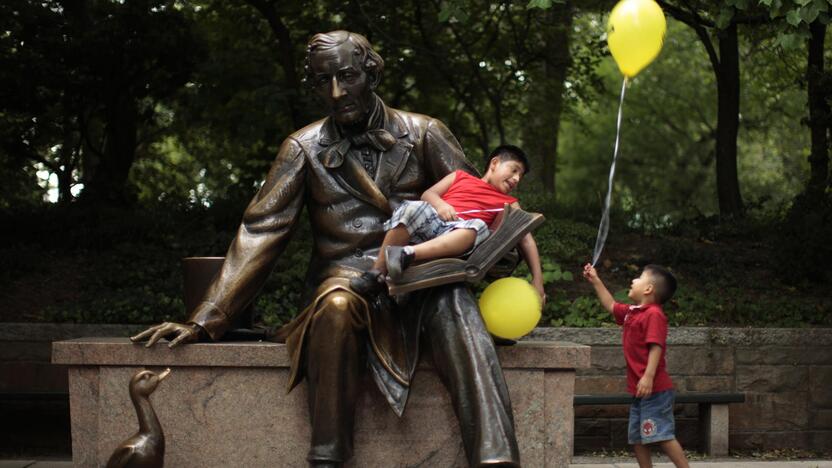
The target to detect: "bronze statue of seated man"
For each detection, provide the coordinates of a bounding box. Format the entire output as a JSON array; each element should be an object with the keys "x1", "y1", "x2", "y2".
[{"x1": 132, "y1": 30, "x2": 523, "y2": 468}]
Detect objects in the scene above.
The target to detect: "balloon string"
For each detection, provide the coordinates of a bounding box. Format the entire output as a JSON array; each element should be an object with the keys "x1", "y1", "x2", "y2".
[{"x1": 591, "y1": 77, "x2": 628, "y2": 267}]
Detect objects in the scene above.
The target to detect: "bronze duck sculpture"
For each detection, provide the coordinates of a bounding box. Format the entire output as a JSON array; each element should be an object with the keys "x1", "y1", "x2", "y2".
[{"x1": 106, "y1": 368, "x2": 171, "y2": 468}]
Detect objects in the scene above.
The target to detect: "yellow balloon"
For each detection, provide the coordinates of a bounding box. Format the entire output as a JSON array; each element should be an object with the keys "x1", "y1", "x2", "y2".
[
  {"x1": 479, "y1": 277, "x2": 541, "y2": 340},
  {"x1": 607, "y1": 0, "x2": 667, "y2": 77}
]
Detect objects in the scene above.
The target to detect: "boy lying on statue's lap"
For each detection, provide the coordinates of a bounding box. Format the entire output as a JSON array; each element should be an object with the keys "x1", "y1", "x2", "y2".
[{"x1": 349, "y1": 144, "x2": 545, "y2": 305}]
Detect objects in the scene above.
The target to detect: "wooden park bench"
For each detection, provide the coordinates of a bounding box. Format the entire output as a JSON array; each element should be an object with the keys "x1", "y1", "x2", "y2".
[{"x1": 573, "y1": 392, "x2": 745, "y2": 456}]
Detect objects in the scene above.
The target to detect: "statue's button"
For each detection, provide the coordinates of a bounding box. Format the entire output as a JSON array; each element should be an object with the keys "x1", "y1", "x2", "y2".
[
  {"x1": 354, "y1": 248, "x2": 363, "y2": 257},
  {"x1": 352, "y1": 218, "x2": 363, "y2": 228}
]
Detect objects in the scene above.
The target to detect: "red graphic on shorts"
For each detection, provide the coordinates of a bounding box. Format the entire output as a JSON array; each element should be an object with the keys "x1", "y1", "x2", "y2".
[{"x1": 641, "y1": 419, "x2": 656, "y2": 437}]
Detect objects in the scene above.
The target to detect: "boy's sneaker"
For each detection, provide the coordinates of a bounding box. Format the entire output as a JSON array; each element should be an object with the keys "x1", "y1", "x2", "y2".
[
  {"x1": 349, "y1": 269, "x2": 384, "y2": 296},
  {"x1": 385, "y1": 246, "x2": 414, "y2": 282}
]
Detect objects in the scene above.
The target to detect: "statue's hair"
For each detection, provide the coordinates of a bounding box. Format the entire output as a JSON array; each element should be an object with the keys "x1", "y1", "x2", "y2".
[{"x1": 304, "y1": 30, "x2": 384, "y2": 86}]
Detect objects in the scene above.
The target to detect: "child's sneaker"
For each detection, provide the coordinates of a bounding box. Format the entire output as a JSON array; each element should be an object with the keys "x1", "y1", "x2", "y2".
[{"x1": 385, "y1": 246, "x2": 415, "y2": 282}]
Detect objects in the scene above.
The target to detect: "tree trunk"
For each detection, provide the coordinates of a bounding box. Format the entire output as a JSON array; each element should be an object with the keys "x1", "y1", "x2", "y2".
[
  {"x1": 57, "y1": 124, "x2": 75, "y2": 204},
  {"x1": 541, "y1": 4, "x2": 571, "y2": 194},
  {"x1": 523, "y1": 4, "x2": 571, "y2": 195},
  {"x1": 806, "y1": 20, "x2": 829, "y2": 198},
  {"x1": 715, "y1": 22, "x2": 744, "y2": 218},
  {"x1": 82, "y1": 94, "x2": 138, "y2": 204},
  {"x1": 245, "y1": 1, "x2": 305, "y2": 129}
]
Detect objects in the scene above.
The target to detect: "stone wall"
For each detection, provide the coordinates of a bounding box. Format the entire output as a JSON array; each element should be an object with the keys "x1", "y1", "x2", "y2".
[
  {"x1": 0, "y1": 323, "x2": 142, "y2": 456},
  {"x1": 528, "y1": 327, "x2": 832, "y2": 453},
  {"x1": 0, "y1": 323, "x2": 143, "y2": 394},
  {"x1": 2, "y1": 323, "x2": 831, "y2": 455}
]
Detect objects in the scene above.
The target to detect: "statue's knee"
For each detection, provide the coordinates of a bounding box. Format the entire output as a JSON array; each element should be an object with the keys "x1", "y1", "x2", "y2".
[{"x1": 312, "y1": 291, "x2": 360, "y2": 332}]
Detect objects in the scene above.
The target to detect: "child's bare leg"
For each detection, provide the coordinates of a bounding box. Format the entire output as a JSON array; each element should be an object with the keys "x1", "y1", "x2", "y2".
[
  {"x1": 374, "y1": 225, "x2": 411, "y2": 273},
  {"x1": 659, "y1": 439, "x2": 689, "y2": 468},
  {"x1": 411, "y1": 228, "x2": 477, "y2": 262},
  {"x1": 633, "y1": 443, "x2": 652, "y2": 468}
]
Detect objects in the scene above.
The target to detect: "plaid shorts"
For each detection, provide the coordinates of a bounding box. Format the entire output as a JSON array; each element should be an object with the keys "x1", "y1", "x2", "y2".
[{"x1": 383, "y1": 200, "x2": 490, "y2": 251}]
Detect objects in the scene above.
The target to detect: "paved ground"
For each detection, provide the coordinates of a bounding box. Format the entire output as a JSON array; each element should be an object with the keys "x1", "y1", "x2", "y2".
[
  {"x1": 3, "y1": 459, "x2": 832, "y2": 467},
  {"x1": 571, "y1": 461, "x2": 832, "y2": 468},
  {"x1": 0, "y1": 461, "x2": 70, "y2": 468}
]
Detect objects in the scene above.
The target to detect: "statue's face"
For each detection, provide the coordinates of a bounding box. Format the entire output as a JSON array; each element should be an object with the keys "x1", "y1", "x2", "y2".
[{"x1": 309, "y1": 42, "x2": 375, "y2": 128}]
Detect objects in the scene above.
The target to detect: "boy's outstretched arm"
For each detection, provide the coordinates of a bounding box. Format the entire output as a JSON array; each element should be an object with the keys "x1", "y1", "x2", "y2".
[
  {"x1": 582, "y1": 264, "x2": 614, "y2": 313},
  {"x1": 518, "y1": 232, "x2": 546, "y2": 306}
]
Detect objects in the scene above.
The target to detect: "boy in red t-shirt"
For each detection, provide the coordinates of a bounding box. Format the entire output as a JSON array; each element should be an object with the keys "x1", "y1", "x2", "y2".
[
  {"x1": 582, "y1": 263, "x2": 689, "y2": 468},
  {"x1": 350, "y1": 145, "x2": 544, "y2": 305}
]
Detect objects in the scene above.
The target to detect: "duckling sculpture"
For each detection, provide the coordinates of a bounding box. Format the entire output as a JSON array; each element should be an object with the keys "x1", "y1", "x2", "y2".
[{"x1": 106, "y1": 368, "x2": 171, "y2": 468}]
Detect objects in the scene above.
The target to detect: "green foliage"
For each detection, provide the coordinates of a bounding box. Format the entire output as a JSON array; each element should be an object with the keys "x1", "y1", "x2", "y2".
[
  {"x1": 438, "y1": 1, "x2": 469, "y2": 22},
  {"x1": 544, "y1": 289, "x2": 626, "y2": 327},
  {"x1": 540, "y1": 260, "x2": 574, "y2": 283},
  {"x1": 665, "y1": 285, "x2": 832, "y2": 327},
  {"x1": 257, "y1": 284, "x2": 304, "y2": 328},
  {"x1": 558, "y1": 17, "x2": 810, "y2": 225},
  {"x1": 526, "y1": 0, "x2": 566, "y2": 10},
  {"x1": 774, "y1": 194, "x2": 832, "y2": 283},
  {"x1": 1, "y1": 201, "x2": 311, "y2": 325},
  {"x1": 0, "y1": 0, "x2": 203, "y2": 204},
  {"x1": 1, "y1": 0, "x2": 830, "y2": 330}
]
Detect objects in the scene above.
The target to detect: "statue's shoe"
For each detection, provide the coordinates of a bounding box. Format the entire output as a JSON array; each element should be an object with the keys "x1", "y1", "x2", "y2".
[{"x1": 349, "y1": 269, "x2": 384, "y2": 296}]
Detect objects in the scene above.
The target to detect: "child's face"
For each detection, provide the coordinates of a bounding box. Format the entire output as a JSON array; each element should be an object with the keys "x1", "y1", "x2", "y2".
[
  {"x1": 485, "y1": 158, "x2": 525, "y2": 194},
  {"x1": 627, "y1": 270, "x2": 654, "y2": 302}
]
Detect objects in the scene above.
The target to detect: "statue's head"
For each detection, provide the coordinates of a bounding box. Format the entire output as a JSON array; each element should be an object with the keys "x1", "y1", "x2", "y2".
[{"x1": 305, "y1": 30, "x2": 384, "y2": 128}]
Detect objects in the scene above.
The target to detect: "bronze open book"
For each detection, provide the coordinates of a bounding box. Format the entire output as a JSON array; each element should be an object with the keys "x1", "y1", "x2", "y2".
[{"x1": 387, "y1": 204, "x2": 545, "y2": 295}]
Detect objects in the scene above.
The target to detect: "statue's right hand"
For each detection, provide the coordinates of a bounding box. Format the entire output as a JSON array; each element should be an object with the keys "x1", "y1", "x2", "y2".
[{"x1": 130, "y1": 322, "x2": 200, "y2": 349}]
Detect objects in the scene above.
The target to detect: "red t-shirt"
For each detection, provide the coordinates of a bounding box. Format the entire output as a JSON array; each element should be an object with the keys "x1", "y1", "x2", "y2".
[
  {"x1": 441, "y1": 170, "x2": 518, "y2": 226},
  {"x1": 613, "y1": 302, "x2": 674, "y2": 395}
]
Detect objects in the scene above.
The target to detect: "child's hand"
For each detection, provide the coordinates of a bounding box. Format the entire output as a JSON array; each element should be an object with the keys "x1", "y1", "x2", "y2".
[
  {"x1": 582, "y1": 263, "x2": 599, "y2": 282},
  {"x1": 435, "y1": 201, "x2": 458, "y2": 221},
  {"x1": 636, "y1": 375, "x2": 654, "y2": 398}
]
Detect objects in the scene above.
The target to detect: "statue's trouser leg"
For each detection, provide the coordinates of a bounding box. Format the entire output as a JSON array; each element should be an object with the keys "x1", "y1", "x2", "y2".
[
  {"x1": 421, "y1": 284, "x2": 521, "y2": 467},
  {"x1": 305, "y1": 290, "x2": 367, "y2": 464}
]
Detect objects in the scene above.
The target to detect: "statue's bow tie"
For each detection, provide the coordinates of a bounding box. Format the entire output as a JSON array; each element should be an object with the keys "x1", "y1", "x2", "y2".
[{"x1": 320, "y1": 129, "x2": 396, "y2": 168}]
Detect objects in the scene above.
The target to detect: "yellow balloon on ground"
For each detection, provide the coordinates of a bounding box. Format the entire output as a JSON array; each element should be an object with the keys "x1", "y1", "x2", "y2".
[
  {"x1": 607, "y1": 0, "x2": 667, "y2": 78},
  {"x1": 479, "y1": 277, "x2": 541, "y2": 340}
]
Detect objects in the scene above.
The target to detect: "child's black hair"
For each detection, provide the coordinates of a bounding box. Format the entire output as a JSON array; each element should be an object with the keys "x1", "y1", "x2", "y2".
[
  {"x1": 644, "y1": 264, "x2": 677, "y2": 304},
  {"x1": 487, "y1": 144, "x2": 530, "y2": 175}
]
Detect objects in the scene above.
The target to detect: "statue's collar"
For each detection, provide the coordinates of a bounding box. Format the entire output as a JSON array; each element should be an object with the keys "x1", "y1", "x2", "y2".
[{"x1": 318, "y1": 95, "x2": 408, "y2": 146}]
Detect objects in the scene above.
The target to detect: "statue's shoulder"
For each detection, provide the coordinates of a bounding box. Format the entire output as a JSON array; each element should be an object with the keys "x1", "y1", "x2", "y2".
[
  {"x1": 386, "y1": 107, "x2": 447, "y2": 140},
  {"x1": 285, "y1": 118, "x2": 327, "y2": 147}
]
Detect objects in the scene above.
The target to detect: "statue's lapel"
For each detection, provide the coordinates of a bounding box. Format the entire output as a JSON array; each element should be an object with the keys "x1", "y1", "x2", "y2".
[
  {"x1": 374, "y1": 109, "x2": 412, "y2": 197},
  {"x1": 318, "y1": 118, "x2": 392, "y2": 216}
]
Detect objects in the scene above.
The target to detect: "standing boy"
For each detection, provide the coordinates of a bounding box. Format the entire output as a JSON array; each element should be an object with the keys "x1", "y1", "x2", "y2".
[{"x1": 583, "y1": 263, "x2": 689, "y2": 468}]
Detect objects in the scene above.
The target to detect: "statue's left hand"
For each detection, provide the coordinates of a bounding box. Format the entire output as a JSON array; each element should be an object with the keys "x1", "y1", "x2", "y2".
[{"x1": 130, "y1": 322, "x2": 201, "y2": 349}]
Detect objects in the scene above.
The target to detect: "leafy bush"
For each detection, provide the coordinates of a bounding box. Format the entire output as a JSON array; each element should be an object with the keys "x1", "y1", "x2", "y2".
[
  {"x1": 3, "y1": 197, "x2": 831, "y2": 329},
  {"x1": 774, "y1": 194, "x2": 832, "y2": 284},
  {"x1": 544, "y1": 289, "x2": 627, "y2": 327}
]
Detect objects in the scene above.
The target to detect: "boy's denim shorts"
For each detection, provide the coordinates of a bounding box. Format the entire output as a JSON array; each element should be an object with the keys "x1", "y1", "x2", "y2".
[{"x1": 628, "y1": 389, "x2": 676, "y2": 445}]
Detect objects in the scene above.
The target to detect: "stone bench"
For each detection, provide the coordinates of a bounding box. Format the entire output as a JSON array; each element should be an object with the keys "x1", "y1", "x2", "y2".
[
  {"x1": 52, "y1": 338, "x2": 590, "y2": 467},
  {"x1": 573, "y1": 392, "x2": 745, "y2": 456}
]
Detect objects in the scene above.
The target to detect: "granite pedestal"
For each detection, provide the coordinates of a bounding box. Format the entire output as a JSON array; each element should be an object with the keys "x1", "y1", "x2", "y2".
[{"x1": 53, "y1": 338, "x2": 590, "y2": 467}]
